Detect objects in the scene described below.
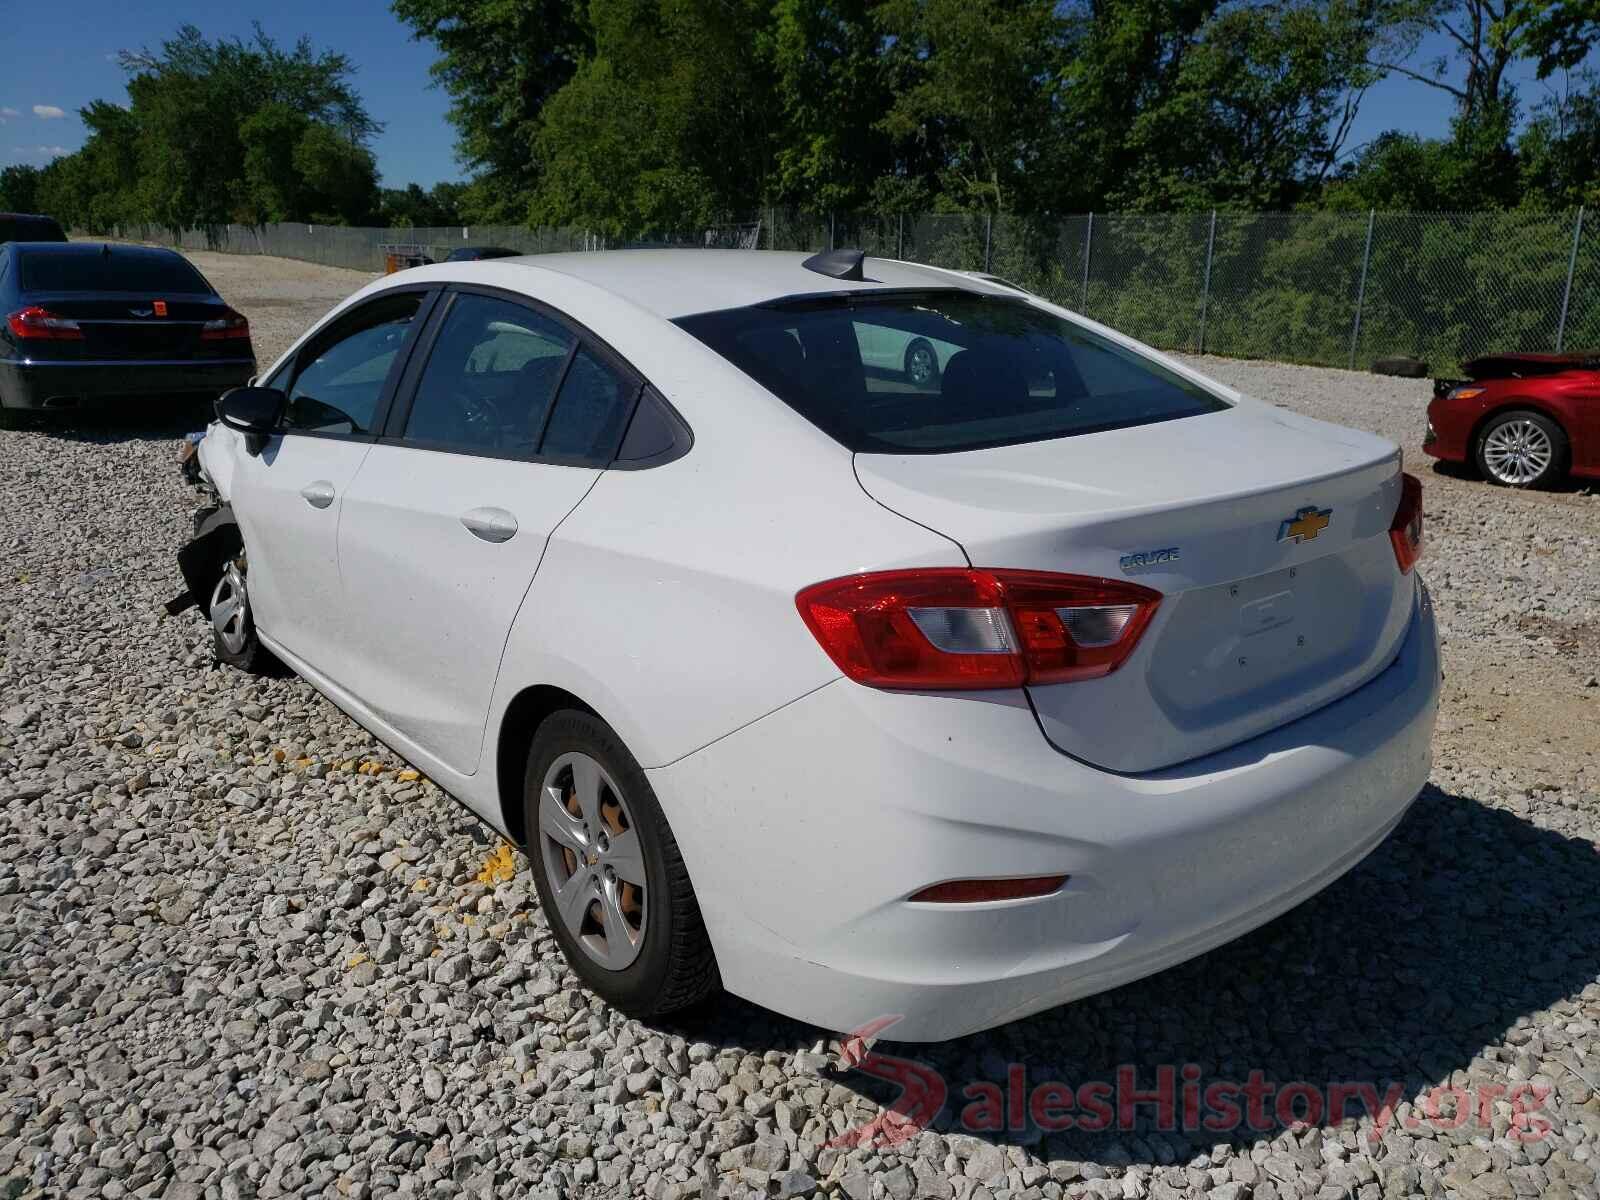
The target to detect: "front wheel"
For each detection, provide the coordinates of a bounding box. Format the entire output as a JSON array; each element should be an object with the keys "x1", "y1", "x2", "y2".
[
  {"x1": 209, "y1": 557, "x2": 275, "y2": 673},
  {"x1": 523, "y1": 710, "x2": 718, "y2": 1018},
  {"x1": 1475, "y1": 410, "x2": 1567, "y2": 488}
]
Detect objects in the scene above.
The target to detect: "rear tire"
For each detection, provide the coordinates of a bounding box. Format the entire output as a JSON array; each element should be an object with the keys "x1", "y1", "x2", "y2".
[
  {"x1": 523, "y1": 710, "x2": 719, "y2": 1018},
  {"x1": 1474, "y1": 410, "x2": 1567, "y2": 488},
  {"x1": 904, "y1": 339, "x2": 940, "y2": 387}
]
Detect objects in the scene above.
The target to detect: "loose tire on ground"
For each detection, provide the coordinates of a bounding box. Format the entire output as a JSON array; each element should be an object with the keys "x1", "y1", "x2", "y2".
[
  {"x1": 1474, "y1": 409, "x2": 1568, "y2": 489},
  {"x1": 1371, "y1": 355, "x2": 1430, "y2": 378},
  {"x1": 522, "y1": 709, "x2": 719, "y2": 1018}
]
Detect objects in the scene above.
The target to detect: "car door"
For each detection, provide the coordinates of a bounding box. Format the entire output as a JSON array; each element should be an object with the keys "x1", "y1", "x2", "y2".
[
  {"x1": 228, "y1": 288, "x2": 434, "y2": 676},
  {"x1": 336, "y1": 286, "x2": 644, "y2": 775}
]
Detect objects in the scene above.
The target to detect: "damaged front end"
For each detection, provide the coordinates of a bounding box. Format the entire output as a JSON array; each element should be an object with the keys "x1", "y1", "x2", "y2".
[{"x1": 167, "y1": 431, "x2": 243, "y2": 620}]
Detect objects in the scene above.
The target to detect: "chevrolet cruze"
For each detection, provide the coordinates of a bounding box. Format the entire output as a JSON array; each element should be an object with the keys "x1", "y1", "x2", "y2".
[{"x1": 176, "y1": 249, "x2": 1439, "y2": 1041}]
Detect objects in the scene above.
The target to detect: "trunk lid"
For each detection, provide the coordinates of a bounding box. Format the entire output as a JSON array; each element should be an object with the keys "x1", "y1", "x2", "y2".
[
  {"x1": 854, "y1": 402, "x2": 1415, "y2": 772},
  {"x1": 18, "y1": 293, "x2": 232, "y2": 361}
]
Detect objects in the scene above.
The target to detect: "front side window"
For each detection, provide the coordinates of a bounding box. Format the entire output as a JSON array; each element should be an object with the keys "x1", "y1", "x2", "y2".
[
  {"x1": 401, "y1": 293, "x2": 575, "y2": 453},
  {"x1": 284, "y1": 293, "x2": 424, "y2": 435},
  {"x1": 676, "y1": 291, "x2": 1229, "y2": 453}
]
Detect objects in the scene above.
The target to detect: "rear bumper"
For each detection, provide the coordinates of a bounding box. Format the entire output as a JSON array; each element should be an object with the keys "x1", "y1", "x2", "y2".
[
  {"x1": 651, "y1": 580, "x2": 1440, "y2": 1041},
  {"x1": 0, "y1": 356, "x2": 254, "y2": 410}
]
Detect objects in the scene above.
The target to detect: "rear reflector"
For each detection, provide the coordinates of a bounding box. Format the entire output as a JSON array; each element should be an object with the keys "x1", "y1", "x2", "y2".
[
  {"x1": 909, "y1": 875, "x2": 1068, "y2": 904},
  {"x1": 1389, "y1": 472, "x2": 1423, "y2": 573},
  {"x1": 796, "y1": 568, "x2": 1161, "y2": 690},
  {"x1": 6, "y1": 305, "x2": 83, "y2": 341}
]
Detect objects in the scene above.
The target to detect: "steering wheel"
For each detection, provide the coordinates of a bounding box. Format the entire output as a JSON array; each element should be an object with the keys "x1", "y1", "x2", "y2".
[{"x1": 457, "y1": 392, "x2": 504, "y2": 448}]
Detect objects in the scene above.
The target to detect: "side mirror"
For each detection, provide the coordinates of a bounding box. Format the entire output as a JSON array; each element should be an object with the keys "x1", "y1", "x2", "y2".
[{"x1": 215, "y1": 386, "x2": 285, "y2": 455}]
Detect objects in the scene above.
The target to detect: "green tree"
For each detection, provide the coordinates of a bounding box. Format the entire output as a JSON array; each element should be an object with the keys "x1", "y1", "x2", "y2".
[
  {"x1": 392, "y1": 0, "x2": 593, "y2": 218},
  {"x1": 528, "y1": 0, "x2": 777, "y2": 236},
  {"x1": 379, "y1": 181, "x2": 470, "y2": 226},
  {"x1": 877, "y1": 0, "x2": 1065, "y2": 213},
  {"x1": 0, "y1": 165, "x2": 43, "y2": 213}
]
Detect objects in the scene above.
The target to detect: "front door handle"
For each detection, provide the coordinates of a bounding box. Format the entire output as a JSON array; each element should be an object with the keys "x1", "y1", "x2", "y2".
[
  {"x1": 460, "y1": 506, "x2": 518, "y2": 543},
  {"x1": 300, "y1": 480, "x2": 335, "y2": 509}
]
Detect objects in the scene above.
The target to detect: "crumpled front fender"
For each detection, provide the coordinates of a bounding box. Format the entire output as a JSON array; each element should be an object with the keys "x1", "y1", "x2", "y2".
[{"x1": 168, "y1": 506, "x2": 242, "y2": 619}]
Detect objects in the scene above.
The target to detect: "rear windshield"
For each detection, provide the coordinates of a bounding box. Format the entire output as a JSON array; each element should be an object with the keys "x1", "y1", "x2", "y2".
[
  {"x1": 19, "y1": 250, "x2": 210, "y2": 294},
  {"x1": 0, "y1": 216, "x2": 66, "y2": 244},
  {"x1": 675, "y1": 291, "x2": 1228, "y2": 453}
]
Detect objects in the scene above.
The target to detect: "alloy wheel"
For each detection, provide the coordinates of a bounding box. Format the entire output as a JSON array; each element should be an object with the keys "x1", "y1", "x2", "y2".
[
  {"x1": 1482, "y1": 419, "x2": 1553, "y2": 485},
  {"x1": 210, "y1": 561, "x2": 250, "y2": 656},
  {"x1": 906, "y1": 344, "x2": 937, "y2": 385},
  {"x1": 538, "y1": 751, "x2": 648, "y2": 970}
]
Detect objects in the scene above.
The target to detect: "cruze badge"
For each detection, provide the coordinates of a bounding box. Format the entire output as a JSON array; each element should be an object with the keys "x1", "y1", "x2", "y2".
[
  {"x1": 1278, "y1": 506, "x2": 1332, "y2": 543},
  {"x1": 1120, "y1": 547, "x2": 1180, "y2": 574}
]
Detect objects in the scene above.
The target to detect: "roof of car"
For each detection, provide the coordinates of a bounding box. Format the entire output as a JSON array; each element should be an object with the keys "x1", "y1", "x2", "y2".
[{"x1": 461, "y1": 249, "x2": 992, "y2": 319}]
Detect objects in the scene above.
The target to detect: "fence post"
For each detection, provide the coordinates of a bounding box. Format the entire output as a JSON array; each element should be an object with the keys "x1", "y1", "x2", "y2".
[
  {"x1": 1081, "y1": 212, "x2": 1094, "y2": 312},
  {"x1": 1348, "y1": 210, "x2": 1375, "y2": 370},
  {"x1": 1197, "y1": 209, "x2": 1217, "y2": 354},
  {"x1": 984, "y1": 212, "x2": 993, "y2": 272},
  {"x1": 829, "y1": 213, "x2": 835, "y2": 251},
  {"x1": 1557, "y1": 206, "x2": 1585, "y2": 353},
  {"x1": 897, "y1": 212, "x2": 904, "y2": 260}
]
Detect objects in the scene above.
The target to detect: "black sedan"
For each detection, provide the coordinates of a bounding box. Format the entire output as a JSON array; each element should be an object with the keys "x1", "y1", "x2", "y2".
[
  {"x1": 444, "y1": 245, "x2": 522, "y2": 262},
  {"x1": 0, "y1": 242, "x2": 255, "y2": 422}
]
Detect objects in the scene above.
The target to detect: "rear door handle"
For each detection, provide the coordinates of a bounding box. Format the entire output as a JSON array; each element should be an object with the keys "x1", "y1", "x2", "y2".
[
  {"x1": 460, "y1": 507, "x2": 518, "y2": 543},
  {"x1": 300, "y1": 481, "x2": 335, "y2": 509}
]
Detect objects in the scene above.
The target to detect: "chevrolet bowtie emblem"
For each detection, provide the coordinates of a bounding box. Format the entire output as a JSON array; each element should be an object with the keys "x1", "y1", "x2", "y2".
[{"x1": 1278, "y1": 506, "x2": 1332, "y2": 543}]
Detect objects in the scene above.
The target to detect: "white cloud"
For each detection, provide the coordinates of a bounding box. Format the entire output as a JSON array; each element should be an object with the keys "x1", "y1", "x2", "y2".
[
  {"x1": 0, "y1": 107, "x2": 19, "y2": 118},
  {"x1": 32, "y1": 105, "x2": 66, "y2": 120},
  {"x1": 11, "y1": 144, "x2": 68, "y2": 160}
]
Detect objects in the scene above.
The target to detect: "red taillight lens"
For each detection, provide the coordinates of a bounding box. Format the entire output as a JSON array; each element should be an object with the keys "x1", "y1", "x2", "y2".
[
  {"x1": 796, "y1": 568, "x2": 1161, "y2": 690},
  {"x1": 1389, "y1": 472, "x2": 1423, "y2": 573},
  {"x1": 6, "y1": 305, "x2": 83, "y2": 340},
  {"x1": 201, "y1": 307, "x2": 251, "y2": 341},
  {"x1": 909, "y1": 875, "x2": 1069, "y2": 904}
]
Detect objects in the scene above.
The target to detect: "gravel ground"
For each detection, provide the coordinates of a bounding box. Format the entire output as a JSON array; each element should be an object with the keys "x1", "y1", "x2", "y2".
[{"x1": 2, "y1": 251, "x2": 1599, "y2": 1200}]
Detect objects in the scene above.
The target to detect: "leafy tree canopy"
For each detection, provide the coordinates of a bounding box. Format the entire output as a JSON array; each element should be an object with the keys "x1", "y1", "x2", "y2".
[{"x1": 36, "y1": 24, "x2": 382, "y2": 233}]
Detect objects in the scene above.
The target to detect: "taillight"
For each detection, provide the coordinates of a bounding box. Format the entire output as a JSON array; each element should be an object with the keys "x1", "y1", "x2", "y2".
[
  {"x1": 201, "y1": 307, "x2": 251, "y2": 341},
  {"x1": 1390, "y1": 472, "x2": 1423, "y2": 573},
  {"x1": 795, "y1": 568, "x2": 1161, "y2": 690},
  {"x1": 6, "y1": 306, "x2": 83, "y2": 341}
]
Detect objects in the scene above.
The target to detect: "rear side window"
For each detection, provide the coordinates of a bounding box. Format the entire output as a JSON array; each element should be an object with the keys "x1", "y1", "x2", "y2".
[
  {"x1": 19, "y1": 249, "x2": 209, "y2": 293},
  {"x1": 541, "y1": 348, "x2": 635, "y2": 460},
  {"x1": 675, "y1": 291, "x2": 1228, "y2": 453}
]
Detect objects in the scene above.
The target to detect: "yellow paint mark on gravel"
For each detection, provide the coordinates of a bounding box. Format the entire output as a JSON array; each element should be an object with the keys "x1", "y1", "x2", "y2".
[
  {"x1": 411, "y1": 878, "x2": 432, "y2": 892},
  {"x1": 396, "y1": 768, "x2": 421, "y2": 782},
  {"x1": 476, "y1": 842, "x2": 516, "y2": 887},
  {"x1": 347, "y1": 953, "x2": 368, "y2": 969}
]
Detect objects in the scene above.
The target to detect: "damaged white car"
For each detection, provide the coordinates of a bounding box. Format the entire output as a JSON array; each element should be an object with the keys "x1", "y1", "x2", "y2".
[{"x1": 174, "y1": 249, "x2": 1439, "y2": 1041}]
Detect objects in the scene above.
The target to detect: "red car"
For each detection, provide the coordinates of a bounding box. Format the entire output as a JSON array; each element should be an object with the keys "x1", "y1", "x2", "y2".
[{"x1": 1425, "y1": 352, "x2": 1600, "y2": 488}]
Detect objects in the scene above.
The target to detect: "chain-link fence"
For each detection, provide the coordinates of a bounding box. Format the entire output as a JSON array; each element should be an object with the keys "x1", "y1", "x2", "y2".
[{"x1": 104, "y1": 209, "x2": 1592, "y2": 373}]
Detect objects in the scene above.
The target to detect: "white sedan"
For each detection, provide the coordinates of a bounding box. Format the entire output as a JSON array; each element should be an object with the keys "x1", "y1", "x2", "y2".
[{"x1": 177, "y1": 249, "x2": 1439, "y2": 1041}]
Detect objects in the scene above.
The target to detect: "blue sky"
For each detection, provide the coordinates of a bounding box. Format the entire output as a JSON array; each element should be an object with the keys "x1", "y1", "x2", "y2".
[
  {"x1": 2, "y1": 3, "x2": 1594, "y2": 188},
  {"x1": 3, "y1": 1, "x2": 456, "y2": 187}
]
